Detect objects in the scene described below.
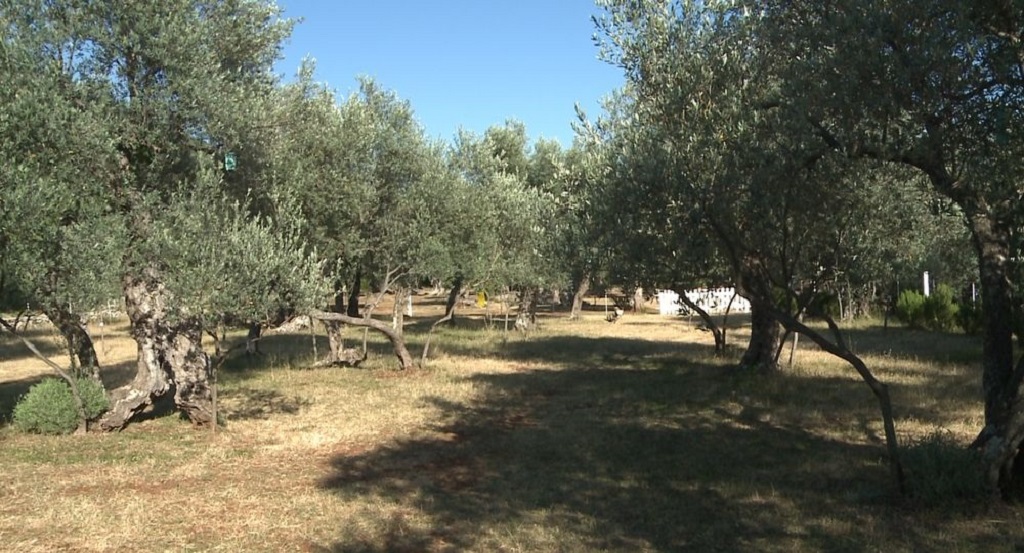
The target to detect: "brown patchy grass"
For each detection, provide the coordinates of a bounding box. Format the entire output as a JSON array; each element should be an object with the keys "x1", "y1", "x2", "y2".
[{"x1": 1, "y1": 298, "x2": 1022, "y2": 552}]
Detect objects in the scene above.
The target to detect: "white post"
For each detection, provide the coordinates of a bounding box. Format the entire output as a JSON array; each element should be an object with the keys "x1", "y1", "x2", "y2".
[
  {"x1": 923, "y1": 271, "x2": 930, "y2": 297},
  {"x1": 972, "y1": 281, "x2": 976, "y2": 305},
  {"x1": 406, "y1": 293, "x2": 413, "y2": 317}
]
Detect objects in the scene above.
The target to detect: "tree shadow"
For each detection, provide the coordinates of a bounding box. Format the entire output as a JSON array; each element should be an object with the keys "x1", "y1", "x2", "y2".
[
  {"x1": 218, "y1": 386, "x2": 312, "y2": 421},
  {"x1": 0, "y1": 373, "x2": 45, "y2": 424},
  {"x1": 0, "y1": 325, "x2": 68, "y2": 364},
  {"x1": 498, "y1": 334, "x2": 723, "y2": 371},
  {"x1": 314, "y1": 363, "x2": 918, "y2": 552},
  {"x1": 793, "y1": 323, "x2": 982, "y2": 367}
]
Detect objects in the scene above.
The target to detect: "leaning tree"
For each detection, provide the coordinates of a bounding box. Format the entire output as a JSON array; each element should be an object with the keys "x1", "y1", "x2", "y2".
[{"x1": 751, "y1": 0, "x2": 1024, "y2": 494}]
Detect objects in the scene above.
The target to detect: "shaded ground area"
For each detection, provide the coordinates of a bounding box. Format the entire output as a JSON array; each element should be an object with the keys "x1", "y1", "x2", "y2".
[
  {"x1": 2, "y1": 310, "x2": 1021, "y2": 552},
  {"x1": 313, "y1": 329, "x2": 1020, "y2": 552}
]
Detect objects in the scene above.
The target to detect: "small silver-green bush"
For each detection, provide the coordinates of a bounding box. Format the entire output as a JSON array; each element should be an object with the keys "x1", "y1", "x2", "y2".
[{"x1": 12, "y1": 377, "x2": 109, "y2": 434}]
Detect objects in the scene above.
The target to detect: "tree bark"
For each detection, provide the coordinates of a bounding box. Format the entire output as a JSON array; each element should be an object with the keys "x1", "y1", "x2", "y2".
[
  {"x1": 44, "y1": 303, "x2": 100, "y2": 381},
  {"x1": 347, "y1": 268, "x2": 362, "y2": 317},
  {"x1": 739, "y1": 301, "x2": 783, "y2": 372},
  {"x1": 97, "y1": 271, "x2": 213, "y2": 431},
  {"x1": 444, "y1": 275, "x2": 463, "y2": 325},
  {"x1": 960, "y1": 209, "x2": 1024, "y2": 494},
  {"x1": 391, "y1": 287, "x2": 408, "y2": 336},
  {"x1": 569, "y1": 274, "x2": 590, "y2": 320},
  {"x1": 633, "y1": 286, "x2": 645, "y2": 314},
  {"x1": 310, "y1": 310, "x2": 415, "y2": 370}
]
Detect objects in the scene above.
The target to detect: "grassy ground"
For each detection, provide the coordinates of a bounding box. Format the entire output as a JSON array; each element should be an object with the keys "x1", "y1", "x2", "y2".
[{"x1": 1, "y1": 296, "x2": 1021, "y2": 552}]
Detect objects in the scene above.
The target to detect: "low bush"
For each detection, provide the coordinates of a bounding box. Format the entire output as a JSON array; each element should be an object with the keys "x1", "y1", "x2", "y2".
[
  {"x1": 902, "y1": 431, "x2": 986, "y2": 504},
  {"x1": 896, "y1": 286, "x2": 960, "y2": 332},
  {"x1": 957, "y1": 302, "x2": 983, "y2": 335},
  {"x1": 12, "y1": 377, "x2": 109, "y2": 434},
  {"x1": 895, "y1": 290, "x2": 926, "y2": 328},
  {"x1": 922, "y1": 284, "x2": 959, "y2": 332}
]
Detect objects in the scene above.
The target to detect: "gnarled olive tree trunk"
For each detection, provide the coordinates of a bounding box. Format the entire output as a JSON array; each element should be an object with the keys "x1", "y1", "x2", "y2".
[
  {"x1": 44, "y1": 303, "x2": 100, "y2": 381},
  {"x1": 443, "y1": 275, "x2": 463, "y2": 325},
  {"x1": 739, "y1": 301, "x2": 783, "y2": 372},
  {"x1": 97, "y1": 271, "x2": 213, "y2": 431},
  {"x1": 569, "y1": 274, "x2": 590, "y2": 320}
]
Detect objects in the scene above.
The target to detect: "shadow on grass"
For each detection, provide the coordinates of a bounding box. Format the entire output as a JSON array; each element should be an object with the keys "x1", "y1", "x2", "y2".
[
  {"x1": 824, "y1": 324, "x2": 983, "y2": 366},
  {"x1": 0, "y1": 373, "x2": 44, "y2": 424},
  {"x1": 313, "y1": 363, "x2": 924, "y2": 552},
  {"x1": 0, "y1": 325, "x2": 68, "y2": 364},
  {"x1": 499, "y1": 334, "x2": 726, "y2": 373},
  {"x1": 219, "y1": 386, "x2": 312, "y2": 421}
]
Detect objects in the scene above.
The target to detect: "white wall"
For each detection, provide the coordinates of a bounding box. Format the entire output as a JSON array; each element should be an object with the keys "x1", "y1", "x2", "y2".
[{"x1": 657, "y1": 288, "x2": 750, "y2": 316}]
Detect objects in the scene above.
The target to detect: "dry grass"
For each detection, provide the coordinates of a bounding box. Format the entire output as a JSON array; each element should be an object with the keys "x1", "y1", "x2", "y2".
[{"x1": 1, "y1": 297, "x2": 1022, "y2": 552}]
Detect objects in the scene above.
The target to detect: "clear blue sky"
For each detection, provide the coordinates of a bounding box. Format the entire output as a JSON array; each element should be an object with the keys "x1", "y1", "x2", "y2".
[{"x1": 274, "y1": 1, "x2": 624, "y2": 146}]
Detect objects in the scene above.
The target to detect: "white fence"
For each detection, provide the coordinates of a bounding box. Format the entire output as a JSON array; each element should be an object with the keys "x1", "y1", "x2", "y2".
[{"x1": 657, "y1": 288, "x2": 751, "y2": 316}]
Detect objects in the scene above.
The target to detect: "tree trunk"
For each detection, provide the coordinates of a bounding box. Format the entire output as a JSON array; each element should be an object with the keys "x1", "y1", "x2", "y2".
[
  {"x1": 347, "y1": 268, "x2": 362, "y2": 318},
  {"x1": 569, "y1": 274, "x2": 590, "y2": 320},
  {"x1": 739, "y1": 301, "x2": 783, "y2": 372},
  {"x1": 44, "y1": 303, "x2": 100, "y2": 381},
  {"x1": 444, "y1": 275, "x2": 463, "y2": 325},
  {"x1": 311, "y1": 310, "x2": 415, "y2": 370},
  {"x1": 633, "y1": 286, "x2": 645, "y2": 314},
  {"x1": 98, "y1": 271, "x2": 213, "y2": 431},
  {"x1": 962, "y1": 210, "x2": 1024, "y2": 494},
  {"x1": 677, "y1": 290, "x2": 726, "y2": 355},
  {"x1": 392, "y1": 287, "x2": 408, "y2": 336},
  {"x1": 515, "y1": 288, "x2": 533, "y2": 331},
  {"x1": 421, "y1": 301, "x2": 458, "y2": 366},
  {"x1": 528, "y1": 287, "x2": 539, "y2": 325},
  {"x1": 246, "y1": 323, "x2": 261, "y2": 355},
  {"x1": 323, "y1": 279, "x2": 347, "y2": 363}
]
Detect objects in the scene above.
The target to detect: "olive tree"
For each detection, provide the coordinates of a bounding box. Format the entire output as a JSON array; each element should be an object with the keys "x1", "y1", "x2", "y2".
[{"x1": 2, "y1": 0, "x2": 328, "y2": 430}]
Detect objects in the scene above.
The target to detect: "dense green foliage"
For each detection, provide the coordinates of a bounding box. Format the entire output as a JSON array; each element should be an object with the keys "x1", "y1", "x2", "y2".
[
  {"x1": 12, "y1": 378, "x2": 108, "y2": 435},
  {"x1": 896, "y1": 285, "x2": 962, "y2": 333}
]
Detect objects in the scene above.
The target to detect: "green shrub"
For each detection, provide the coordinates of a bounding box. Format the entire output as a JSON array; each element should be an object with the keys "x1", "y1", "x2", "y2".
[
  {"x1": 957, "y1": 302, "x2": 983, "y2": 335},
  {"x1": 895, "y1": 290, "x2": 926, "y2": 328},
  {"x1": 922, "y1": 284, "x2": 959, "y2": 332},
  {"x1": 896, "y1": 286, "x2": 961, "y2": 332},
  {"x1": 12, "y1": 377, "x2": 109, "y2": 435},
  {"x1": 902, "y1": 431, "x2": 986, "y2": 504}
]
